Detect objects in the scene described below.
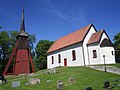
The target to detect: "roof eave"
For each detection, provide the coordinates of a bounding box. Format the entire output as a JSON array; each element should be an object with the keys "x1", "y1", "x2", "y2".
[{"x1": 47, "y1": 41, "x2": 83, "y2": 54}]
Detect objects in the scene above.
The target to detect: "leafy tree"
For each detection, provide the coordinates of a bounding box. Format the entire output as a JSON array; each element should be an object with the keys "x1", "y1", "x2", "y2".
[
  {"x1": 0, "y1": 31, "x2": 10, "y2": 60},
  {"x1": 28, "y1": 34, "x2": 36, "y2": 56},
  {"x1": 113, "y1": 32, "x2": 120, "y2": 63},
  {"x1": 0, "y1": 31, "x2": 13, "y2": 74},
  {"x1": 35, "y1": 40, "x2": 54, "y2": 70}
]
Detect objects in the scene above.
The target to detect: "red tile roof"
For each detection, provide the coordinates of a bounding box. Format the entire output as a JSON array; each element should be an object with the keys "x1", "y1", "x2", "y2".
[
  {"x1": 47, "y1": 24, "x2": 92, "y2": 53},
  {"x1": 87, "y1": 30, "x2": 103, "y2": 45}
]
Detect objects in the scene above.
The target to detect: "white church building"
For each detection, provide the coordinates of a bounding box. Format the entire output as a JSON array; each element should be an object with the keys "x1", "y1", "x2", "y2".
[{"x1": 47, "y1": 24, "x2": 115, "y2": 69}]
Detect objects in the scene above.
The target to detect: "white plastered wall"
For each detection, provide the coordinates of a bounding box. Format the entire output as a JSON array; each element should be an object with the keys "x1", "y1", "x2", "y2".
[
  {"x1": 82, "y1": 26, "x2": 97, "y2": 65},
  {"x1": 87, "y1": 32, "x2": 115, "y2": 65},
  {"x1": 100, "y1": 47, "x2": 115, "y2": 64},
  {"x1": 87, "y1": 44, "x2": 101, "y2": 65},
  {"x1": 47, "y1": 43, "x2": 84, "y2": 69},
  {"x1": 99, "y1": 32, "x2": 115, "y2": 64}
]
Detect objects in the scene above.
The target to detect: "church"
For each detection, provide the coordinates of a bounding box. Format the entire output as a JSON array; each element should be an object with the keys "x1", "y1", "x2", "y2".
[{"x1": 47, "y1": 24, "x2": 115, "y2": 69}]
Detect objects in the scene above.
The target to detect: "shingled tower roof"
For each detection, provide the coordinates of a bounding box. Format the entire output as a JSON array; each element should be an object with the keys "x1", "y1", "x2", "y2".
[{"x1": 17, "y1": 7, "x2": 28, "y2": 37}]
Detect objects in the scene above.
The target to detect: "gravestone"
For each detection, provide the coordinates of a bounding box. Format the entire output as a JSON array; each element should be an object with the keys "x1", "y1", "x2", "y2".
[
  {"x1": 57, "y1": 80, "x2": 64, "y2": 90},
  {"x1": 53, "y1": 69, "x2": 56, "y2": 74},
  {"x1": 56, "y1": 69, "x2": 60, "y2": 73},
  {"x1": 85, "y1": 87, "x2": 92, "y2": 90},
  {"x1": 49, "y1": 69, "x2": 53, "y2": 74},
  {"x1": 68, "y1": 77, "x2": 74, "y2": 84},
  {"x1": 28, "y1": 78, "x2": 40, "y2": 85},
  {"x1": 12, "y1": 81, "x2": 20, "y2": 88},
  {"x1": 46, "y1": 80, "x2": 51, "y2": 83},
  {"x1": 103, "y1": 81, "x2": 110, "y2": 89},
  {"x1": 0, "y1": 80, "x2": 2, "y2": 85},
  {"x1": 45, "y1": 68, "x2": 58, "y2": 74},
  {"x1": 25, "y1": 82, "x2": 29, "y2": 85}
]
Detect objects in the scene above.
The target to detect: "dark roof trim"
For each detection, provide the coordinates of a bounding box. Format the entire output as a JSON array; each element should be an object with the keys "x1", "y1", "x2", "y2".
[
  {"x1": 99, "y1": 29, "x2": 112, "y2": 44},
  {"x1": 87, "y1": 29, "x2": 112, "y2": 45},
  {"x1": 82, "y1": 24, "x2": 97, "y2": 42},
  {"x1": 100, "y1": 38, "x2": 113, "y2": 47}
]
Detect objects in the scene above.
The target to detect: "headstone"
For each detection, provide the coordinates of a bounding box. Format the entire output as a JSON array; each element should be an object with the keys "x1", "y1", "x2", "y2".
[
  {"x1": 53, "y1": 69, "x2": 56, "y2": 74},
  {"x1": 68, "y1": 77, "x2": 74, "y2": 84},
  {"x1": 12, "y1": 81, "x2": 20, "y2": 88},
  {"x1": 0, "y1": 80, "x2": 2, "y2": 85},
  {"x1": 28, "y1": 78, "x2": 40, "y2": 85},
  {"x1": 44, "y1": 70, "x2": 48, "y2": 74},
  {"x1": 46, "y1": 80, "x2": 51, "y2": 83},
  {"x1": 57, "y1": 80, "x2": 64, "y2": 90},
  {"x1": 103, "y1": 81, "x2": 110, "y2": 89},
  {"x1": 25, "y1": 82, "x2": 29, "y2": 85},
  {"x1": 85, "y1": 87, "x2": 92, "y2": 90},
  {"x1": 40, "y1": 71, "x2": 44, "y2": 74},
  {"x1": 46, "y1": 69, "x2": 51, "y2": 74},
  {"x1": 56, "y1": 70, "x2": 60, "y2": 73},
  {"x1": 46, "y1": 68, "x2": 57, "y2": 74},
  {"x1": 27, "y1": 73, "x2": 34, "y2": 76}
]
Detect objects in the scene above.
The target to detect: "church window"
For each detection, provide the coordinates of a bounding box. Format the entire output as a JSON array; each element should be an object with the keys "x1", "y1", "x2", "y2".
[
  {"x1": 58, "y1": 54, "x2": 61, "y2": 63},
  {"x1": 52, "y1": 56, "x2": 54, "y2": 64},
  {"x1": 93, "y1": 50, "x2": 97, "y2": 58},
  {"x1": 111, "y1": 51, "x2": 114, "y2": 55},
  {"x1": 72, "y1": 50, "x2": 76, "y2": 60}
]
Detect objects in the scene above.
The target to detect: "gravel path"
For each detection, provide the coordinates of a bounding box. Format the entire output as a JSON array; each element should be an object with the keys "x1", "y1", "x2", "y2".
[{"x1": 88, "y1": 65, "x2": 120, "y2": 75}]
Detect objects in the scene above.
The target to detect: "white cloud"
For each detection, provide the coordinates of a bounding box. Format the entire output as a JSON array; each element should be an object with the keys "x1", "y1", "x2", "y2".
[{"x1": 42, "y1": 0, "x2": 87, "y2": 26}]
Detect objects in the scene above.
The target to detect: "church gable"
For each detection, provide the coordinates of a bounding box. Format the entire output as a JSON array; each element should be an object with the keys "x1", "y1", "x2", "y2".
[
  {"x1": 99, "y1": 30, "x2": 112, "y2": 44},
  {"x1": 87, "y1": 30, "x2": 103, "y2": 45},
  {"x1": 87, "y1": 29, "x2": 112, "y2": 46},
  {"x1": 100, "y1": 38, "x2": 113, "y2": 47},
  {"x1": 99, "y1": 30, "x2": 113, "y2": 47}
]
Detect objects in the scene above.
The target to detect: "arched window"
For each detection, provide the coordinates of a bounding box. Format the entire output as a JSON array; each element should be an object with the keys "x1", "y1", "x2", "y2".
[
  {"x1": 93, "y1": 50, "x2": 97, "y2": 58},
  {"x1": 72, "y1": 50, "x2": 76, "y2": 60},
  {"x1": 52, "y1": 56, "x2": 54, "y2": 64},
  {"x1": 58, "y1": 54, "x2": 61, "y2": 63},
  {"x1": 111, "y1": 51, "x2": 114, "y2": 55}
]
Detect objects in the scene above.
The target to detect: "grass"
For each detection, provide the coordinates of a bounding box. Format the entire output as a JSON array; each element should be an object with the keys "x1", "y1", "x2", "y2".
[
  {"x1": 108, "y1": 63, "x2": 120, "y2": 68},
  {"x1": 90, "y1": 63, "x2": 120, "y2": 68},
  {"x1": 0, "y1": 66, "x2": 120, "y2": 90}
]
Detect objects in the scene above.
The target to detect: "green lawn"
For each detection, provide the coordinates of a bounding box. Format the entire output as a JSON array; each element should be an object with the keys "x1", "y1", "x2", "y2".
[
  {"x1": 0, "y1": 66, "x2": 120, "y2": 90},
  {"x1": 90, "y1": 63, "x2": 120, "y2": 68},
  {"x1": 108, "y1": 63, "x2": 120, "y2": 68}
]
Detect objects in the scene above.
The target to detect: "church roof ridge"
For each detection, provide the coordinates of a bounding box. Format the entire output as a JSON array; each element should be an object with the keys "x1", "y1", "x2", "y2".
[{"x1": 47, "y1": 24, "x2": 93, "y2": 53}]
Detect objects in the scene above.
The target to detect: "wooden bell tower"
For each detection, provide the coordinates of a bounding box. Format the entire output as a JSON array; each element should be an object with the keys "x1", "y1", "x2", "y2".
[{"x1": 3, "y1": 8, "x2": 35, "y2": 75}]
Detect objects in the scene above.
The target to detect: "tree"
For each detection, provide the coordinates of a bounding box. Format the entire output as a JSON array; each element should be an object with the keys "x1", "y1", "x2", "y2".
[
  {"x1": 28, "y1": 34, "x2": 36, "y2": 57},
  {"x1": 0, "y1": 31, "x2": 10, "y2": 60},
  {"x1": 0, "y1": 31, "x2": 14, "y2": 74},
  {"x1": 113, "y1": 32, "x2": 120, "y2": 63},
  {"x1": 35, "y1": 40, "x2": 54, "y2": 70}
]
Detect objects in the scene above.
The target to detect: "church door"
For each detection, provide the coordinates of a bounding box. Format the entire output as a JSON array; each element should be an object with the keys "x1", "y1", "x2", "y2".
[{"x1": 64, "y1": 58, "x2": 67, "y2": 66}]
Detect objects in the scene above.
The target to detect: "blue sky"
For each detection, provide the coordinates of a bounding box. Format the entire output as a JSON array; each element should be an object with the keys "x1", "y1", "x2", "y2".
[{"x1": 0, "y1": 0, "x2": 120, "y2": 45}]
